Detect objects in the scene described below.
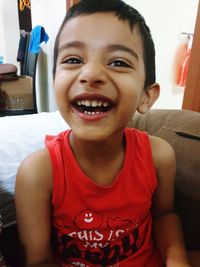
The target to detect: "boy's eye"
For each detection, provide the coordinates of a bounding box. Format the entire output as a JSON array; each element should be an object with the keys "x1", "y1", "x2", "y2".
[
  {"x1": 63, "y1": 57, "x2": 83, "y2": 64},
  {"x1": 109, "y1": 60, "x2": 131, "y2": 68}
]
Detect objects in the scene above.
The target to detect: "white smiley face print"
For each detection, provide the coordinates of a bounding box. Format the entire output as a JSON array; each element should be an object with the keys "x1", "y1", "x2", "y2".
[
  {"x1": 84, "y1": 212, "x2": 94, "y2": 223},
  {"x1": 74, "y1": 209, "x2": 103, "y2": 230}
]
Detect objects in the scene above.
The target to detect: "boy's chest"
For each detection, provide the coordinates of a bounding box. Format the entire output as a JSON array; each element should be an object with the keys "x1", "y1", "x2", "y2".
[
  {"x1": 75, "y1": 149, "x2": 125, "y2": 187},
  {"x1": 53, "y1": 194, "x2": 153, "y2": 267},
  {"x1": 53, "y1": 176, "x2": 153, "y2": 248}
]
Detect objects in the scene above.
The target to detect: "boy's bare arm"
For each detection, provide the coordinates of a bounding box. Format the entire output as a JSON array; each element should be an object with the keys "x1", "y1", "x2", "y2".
[
  {"x1": 150, "y1": 136, "x2": 191, "y2": 267},
  {"x1": 15, "y1": 149, "x2": 59, "y2": 267}
]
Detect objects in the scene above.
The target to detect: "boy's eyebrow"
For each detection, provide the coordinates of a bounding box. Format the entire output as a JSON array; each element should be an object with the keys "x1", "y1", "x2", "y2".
[
  {"x1": 106, "y1": 44, "x2": 139, "y2": 61},
  {"x1": 58, "y1": 42, "x2": 138, "y2": 61}
]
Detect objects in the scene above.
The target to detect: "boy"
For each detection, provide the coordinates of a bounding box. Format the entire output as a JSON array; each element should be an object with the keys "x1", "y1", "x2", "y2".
[{"x1": 15, "y1": 0, "x2": 191, "y2": 266}]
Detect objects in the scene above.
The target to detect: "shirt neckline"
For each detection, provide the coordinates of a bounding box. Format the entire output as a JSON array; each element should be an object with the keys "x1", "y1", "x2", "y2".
[{"x1": 65, "y1": 128, "x2": 134, "y2": 191}]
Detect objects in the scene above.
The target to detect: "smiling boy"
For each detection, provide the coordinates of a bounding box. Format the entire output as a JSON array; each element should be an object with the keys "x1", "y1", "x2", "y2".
[{"x1": 15, "y1": 0, "x2": 191, "y2": 266}]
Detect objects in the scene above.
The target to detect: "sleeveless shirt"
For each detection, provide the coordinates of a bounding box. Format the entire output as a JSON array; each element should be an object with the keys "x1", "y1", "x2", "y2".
[{"x1": 45, "y1": 128, "x2": 162, "y2": 267}]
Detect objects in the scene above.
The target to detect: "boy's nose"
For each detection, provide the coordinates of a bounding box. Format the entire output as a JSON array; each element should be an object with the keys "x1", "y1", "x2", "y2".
[{"x1": 78, "y1": 62, "x2": 107, "y2": 86}]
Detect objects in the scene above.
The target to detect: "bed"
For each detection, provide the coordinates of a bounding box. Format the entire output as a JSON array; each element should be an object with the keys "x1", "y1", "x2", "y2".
[{"x1": 0, "y1": 111, "x2": 68, "y2": 228}]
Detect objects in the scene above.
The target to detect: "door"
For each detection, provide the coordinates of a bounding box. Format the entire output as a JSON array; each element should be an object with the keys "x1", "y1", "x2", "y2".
[{"x1": 182, "y1": 0, "x2": 200, "y2": 112}]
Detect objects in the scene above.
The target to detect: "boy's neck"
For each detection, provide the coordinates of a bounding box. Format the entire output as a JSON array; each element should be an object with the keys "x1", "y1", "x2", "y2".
[
  {"x1": 69, "y1": 131, "x2": 125, "y2": 161},
  {"x1": 69, "y1": 131, "x2": 126, "y2": 186}
]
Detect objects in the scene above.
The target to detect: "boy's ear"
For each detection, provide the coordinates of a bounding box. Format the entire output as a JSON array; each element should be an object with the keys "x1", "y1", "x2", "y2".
[{"x1": 137, "y1": 83, "x2": 160, "y2": 114}]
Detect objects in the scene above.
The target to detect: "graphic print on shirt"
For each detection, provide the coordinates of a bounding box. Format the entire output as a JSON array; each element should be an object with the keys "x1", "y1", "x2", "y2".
[
  {"x1": 54, "y1": 209, "x2": 148, "y2": 266},
  {"x1": 74, "y1": 210, "x2": 103, "y2": 230}
]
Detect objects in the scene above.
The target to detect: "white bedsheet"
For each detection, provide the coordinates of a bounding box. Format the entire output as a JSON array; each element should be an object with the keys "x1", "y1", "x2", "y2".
[
  {"x1": 0, "y1": 111, "x2": 68, "y2": 226},
  {"x1": 0, "y1": 111, "x2": 67, "y2": 182}
]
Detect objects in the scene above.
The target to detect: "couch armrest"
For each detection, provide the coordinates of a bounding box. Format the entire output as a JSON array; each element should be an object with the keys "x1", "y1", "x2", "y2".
[{"x1": 130, "y1": 109, "x2": 200, "y2": 250}]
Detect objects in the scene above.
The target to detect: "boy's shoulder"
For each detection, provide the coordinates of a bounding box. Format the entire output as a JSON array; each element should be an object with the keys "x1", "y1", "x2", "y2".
[
  {"x1": 16, "y1": 148, "x2": 53, "y2": 194},
  {"x1": 149, "y1": 135, "x2": 176, "y2": 175}
]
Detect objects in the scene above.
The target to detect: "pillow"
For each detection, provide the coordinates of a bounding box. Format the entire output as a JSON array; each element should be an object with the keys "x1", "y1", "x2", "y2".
[{"x1": 0, "y1": 111, "x2": 68, "y2": 227}]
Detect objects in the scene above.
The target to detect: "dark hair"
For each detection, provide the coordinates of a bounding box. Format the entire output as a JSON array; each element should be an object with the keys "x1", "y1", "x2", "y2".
[{"x1": 53, "y1": 0, "x2": 156, "y2": 88}]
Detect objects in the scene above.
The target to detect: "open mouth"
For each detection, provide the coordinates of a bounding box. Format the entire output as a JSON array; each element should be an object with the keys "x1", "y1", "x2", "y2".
[{"x1": 72, "y1": 99, "x2": 113, "y2": 115}]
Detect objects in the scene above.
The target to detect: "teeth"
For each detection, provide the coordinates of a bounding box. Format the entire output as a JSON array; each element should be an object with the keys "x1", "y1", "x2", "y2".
[
  {"x1": 84, "y1": 111, "x2": 103, "y2": 115},
  {"x1": 91, "y1": 100, "x2": 98, "y2": 107},
  {"x1": 98, "y1": 101, "x2": 103, "y2": 107},
  {"x1": 84, "y1": 100, "x2": 91, "y2": 107},
  {"x1": 103, "y1": 102, "x2": 108, "y2": 107},
  {"x1": 77, "y1": 100, "x2": 110, "y2": 107}
]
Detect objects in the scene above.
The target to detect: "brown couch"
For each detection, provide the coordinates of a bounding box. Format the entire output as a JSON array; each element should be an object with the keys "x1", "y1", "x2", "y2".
[
  {"x1": 0, "y1": 109, "x2": 200, "y2": 266},
  {"x1": 130, "y1": 109, "x2": 200, "y2": 249}
]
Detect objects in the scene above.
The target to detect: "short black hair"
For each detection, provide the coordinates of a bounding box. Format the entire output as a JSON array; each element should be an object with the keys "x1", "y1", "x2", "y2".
[{"x1": 53, "y1": 0, "x2": 156, "y2": 88}]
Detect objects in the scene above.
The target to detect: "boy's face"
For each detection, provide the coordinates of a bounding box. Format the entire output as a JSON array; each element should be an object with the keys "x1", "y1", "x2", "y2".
[{"x1": 54, "y1": 13, "x2": 156, "y2": 141}]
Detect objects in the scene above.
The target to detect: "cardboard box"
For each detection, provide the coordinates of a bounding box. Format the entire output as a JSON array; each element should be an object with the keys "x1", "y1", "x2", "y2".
[{"x1": 0, "y1": 75, "x2": 34, "y2": 110}]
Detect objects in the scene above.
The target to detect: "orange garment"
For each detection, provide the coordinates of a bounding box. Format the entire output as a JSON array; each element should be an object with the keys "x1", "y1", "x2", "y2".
[
  {"x1": 177, "y1": 35, "x2": 193, "y2": 87},
  {"x1": 45, "y1": 128, "x2": 162, "y2": 267}
]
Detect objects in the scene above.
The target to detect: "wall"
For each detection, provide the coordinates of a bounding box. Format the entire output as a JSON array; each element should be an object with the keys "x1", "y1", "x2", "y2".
[
  {"x1": 0, "y1": 0, "x2": 20, "y2": 68},
  {"x1": 0, "y1": 2, "x2": 6, "y2": 62},
  {"x1": 30, "y1": 0, "x2": 66, "y2": 112},
  {"x1": 124, "y1": 0, "x2": 199, "y2": 109},
  {"x1": 0, "y1": 0, "x2": 199, "y2": 111}
]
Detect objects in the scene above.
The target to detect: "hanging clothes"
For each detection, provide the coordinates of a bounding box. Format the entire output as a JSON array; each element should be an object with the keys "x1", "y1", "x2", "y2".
[
  {"x1": 28, "y1": 25, "x2": 49, "y2": 54},
  {"x1": 17, "y1": 32, "x2": 28, "y2": 63},
  {"x1": 177, "y1": 34, "x2": 193, "y2": 87}
]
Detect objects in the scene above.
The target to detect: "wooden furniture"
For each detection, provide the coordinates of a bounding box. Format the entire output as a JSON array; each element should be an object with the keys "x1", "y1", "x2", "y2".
[
  {"x1": 0, "y1": 33, "x2": 38, "y2": 117},
  {"x1": 182, "y1": 0, "x2": 200, "y2": 112}
]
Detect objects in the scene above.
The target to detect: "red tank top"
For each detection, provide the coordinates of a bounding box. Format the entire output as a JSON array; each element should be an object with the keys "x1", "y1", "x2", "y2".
[{"x1": 45, "y1": 128, "x2": 162, "y2": 267}]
